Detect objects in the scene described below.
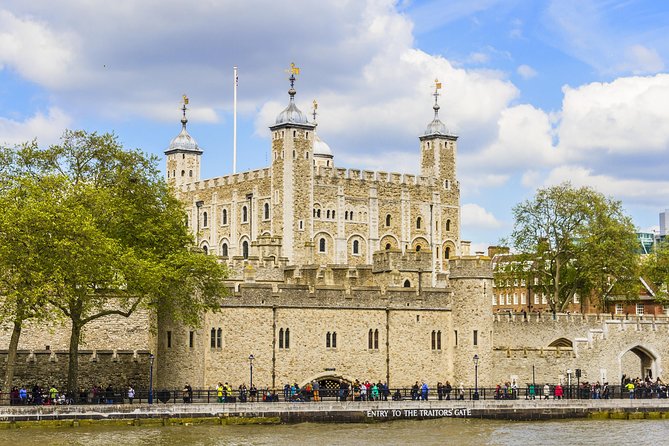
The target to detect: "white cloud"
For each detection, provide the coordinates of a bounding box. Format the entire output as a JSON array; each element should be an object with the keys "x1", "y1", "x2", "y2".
[
  {"x1": 558, "y1": 74, "x2": 669, "y2": 159},
  {"x1": 517, "y1": 64, "x2": 537, "y2": 79},
  {"x1": 0, "y1": 108, "x2": 72, "y2": 146},
  {"x1": 616, "y1": 44, "x2": 665, "y2": 75},
  {"x1": 0, "y1": 10, "x2": 78, "y2": 88},
  {"x1": 461, "y1": 203, "x2": 502, "y2": 229},
  {"x1": 541, "y1": 165, "x2": 669, "y2": 207}
]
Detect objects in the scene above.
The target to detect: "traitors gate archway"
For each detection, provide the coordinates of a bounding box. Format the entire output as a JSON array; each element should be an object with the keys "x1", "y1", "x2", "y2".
[{"x1": 620, "y1": 345, "x2": 659, "y2": 381}]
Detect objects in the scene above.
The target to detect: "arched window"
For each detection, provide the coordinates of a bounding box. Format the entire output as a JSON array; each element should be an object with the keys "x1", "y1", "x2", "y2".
[
  {"x1": 279, "y1": 328, "x2": 284, "y2": 349},
  {"x1": 326, "y1": 332, "x2": 331, "y2": 348},
  {"x1": 374, "y1": 329, "x2": 379, "y2": 349},
  {"x1": 431, "y1": 330, "x2": 436, "y2": 350},
  {"x1": 319, "y1": 238, "x2": 326, "y2": 253},
  {"x1": 181, "y1": 170, "x2": 185, "y2": 177},
  {"x1": 222, "y1": 209, "x2": 228, "y2": 225},
  {"x1": 332, "y1": 210, "x2": 335, "y2": 219},
  {"x1": 264, "y1": 203, "x2": 270, "y2": 219},
  {"x1": 345, "y1": 211, "x2": 349, "y2": 220},
  {"x1": 353, "y1": 240, "x2": 359, "y2": 255},
  {"x1": 216, "y1": 328, "x2": 222, "y2": 348},
  {"x1": 210, "y1": 328, "x2": 216, "y2": 348},
  {"x1": 416, "y1": 245, "x2": 421, "y2": 252},
  {"x1": 221, "y1": 243, "x2": 228, "y2": 257},
  {"x1": 242, "y1": 206, "x2": 248, "y2": 223},
  {"x1": 327, "y1": 210, "x2": 331, "y2": 219},
  {"x1": 285, "y1": 328, "x2": 290, "y2": 348},
  {"x1": 446, "y1": 219, "x2": 451, "y2": 231},
  {"x1": 416, "y1": 217, "x2": 422, "y2": 229},
  {"x1": 242, "y1": 240, "x2": 249, "y2": 259},
  {"x1": 385, "y1": 243, "x2": 391, "y2": 250},
  {"x1": 317, "y1": 209, "x2": 321, "y2": 218},
  {"x1": 403, "y1": 279, "x2": 411, "y2": 288},
  {"x1": 368, "y1": 329, "x2": 373, "y2": 350},
  {"x1": 385, "y1": 214, "x2": 391, "y2": 227},
  {"x1": 203, "y1": 211, "x2": 208, "y2": 227},
  {"x1": 189, "y1": 170, "x2": 193, "y2": 177},
  {"x1": 445, "y1": 247, "x2": 451, "y2": 259},
  {"x1": 202, "y1": 245, "x2": 208, "y2": 255},
  {"x1": 437, "y1": 330, "x2": 442, "y2": 350},
  {"x1": 332, "y1": 332, "x2": 337, "y2": 348}
]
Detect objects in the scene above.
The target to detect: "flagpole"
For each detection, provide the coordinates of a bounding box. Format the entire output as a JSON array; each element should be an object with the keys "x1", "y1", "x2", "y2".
[{"x1": 233, "y1": 66, "x2": 238, "y2": 174}]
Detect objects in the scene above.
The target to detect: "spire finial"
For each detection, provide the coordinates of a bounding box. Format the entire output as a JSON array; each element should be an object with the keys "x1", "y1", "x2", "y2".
[
  {"x1": 285, "y1": 62, "x2": 300, "y2": 99},
  {"x1": 432, "y1": 78, "x2": 442, "y2": 118},
  {"x1": 181, "y1": 94, "x2": 189, "y2": 127},
  {"x1": 312, "y1": 99, "x2": 318, "y2": 124}
]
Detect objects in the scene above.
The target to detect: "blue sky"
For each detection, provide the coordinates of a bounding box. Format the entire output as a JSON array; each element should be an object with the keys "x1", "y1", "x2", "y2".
[{"x1": 2, "y1": 0, "x2": 669, "y2": 252}]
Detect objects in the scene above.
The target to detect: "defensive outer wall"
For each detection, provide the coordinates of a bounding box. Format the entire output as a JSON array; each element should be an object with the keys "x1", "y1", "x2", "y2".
[{"x1": 2, "y1": 400, "x2": 669, "y2": 425}]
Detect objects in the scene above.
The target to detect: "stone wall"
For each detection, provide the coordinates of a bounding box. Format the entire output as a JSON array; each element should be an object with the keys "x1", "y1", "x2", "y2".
[{"x1": 0, "y1": 350, "x2": 151, "y2": 391}]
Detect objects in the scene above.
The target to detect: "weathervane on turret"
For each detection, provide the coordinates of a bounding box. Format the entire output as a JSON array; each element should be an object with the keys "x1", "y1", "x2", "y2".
[
  {"x1": 285, "y1": 62, "x2": 300, "y2": 99},
  {"x1": 181, "y1": 94, "x2": 189, "y2": 128},
  {"x1": 312, "y1": 99, "x2": 318, "y2": 125},
  {"x1": 432, "y1": 78, "x2": 442, "y2": 119}
]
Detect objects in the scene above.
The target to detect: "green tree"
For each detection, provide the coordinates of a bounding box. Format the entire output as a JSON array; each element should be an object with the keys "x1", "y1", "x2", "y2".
[
  {"x1": 510, "y1": 182, "x2": 639, "y2": 312},
  {"x1": 642, "y1": 240, "x2": 669, "y2": 299},
  {"x1": 0, "y1": 131, "x2": 227, "y2": 395}
]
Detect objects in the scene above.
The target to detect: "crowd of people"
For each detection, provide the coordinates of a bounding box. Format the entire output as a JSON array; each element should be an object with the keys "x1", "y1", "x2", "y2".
[{"x1": 5, "y1": 375, "x2": 669, "y2": 405}]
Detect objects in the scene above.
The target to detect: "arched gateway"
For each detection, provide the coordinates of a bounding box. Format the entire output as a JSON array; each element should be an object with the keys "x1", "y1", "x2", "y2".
[
  {"x1": 619, "y1": 345, "x2": 660, "y2": 381},
  {"x1": 300, "y1": 373, "x2": 354, "y2": 398}
]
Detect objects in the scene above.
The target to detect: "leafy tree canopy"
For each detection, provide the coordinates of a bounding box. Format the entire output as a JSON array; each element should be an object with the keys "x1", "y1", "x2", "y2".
[{"x1": 510, "y1": 182, "x2": 639, "y2": 312}]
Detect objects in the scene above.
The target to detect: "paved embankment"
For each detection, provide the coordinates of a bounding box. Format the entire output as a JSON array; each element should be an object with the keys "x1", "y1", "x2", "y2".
[{"x1": 1, "y1": 399, "x2": 669, "y2": 427}]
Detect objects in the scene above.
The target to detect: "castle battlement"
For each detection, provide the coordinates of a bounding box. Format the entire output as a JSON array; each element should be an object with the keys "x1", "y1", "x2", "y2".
[
  {"x1": 224, "y1": 281, "x2": 452, "y2": 308},
  {"x1": 448, "y1": 256, "x2": 493, "y2": 279},
  {"x1": 315, "y1": 166, "x2": 432, "y2": 187},
  {"x1": 180, "y1": 167, "x2": 271, "y2": 192},
  {"x1": 372, "y1": 249, "x2": 433, "y2": 273}
]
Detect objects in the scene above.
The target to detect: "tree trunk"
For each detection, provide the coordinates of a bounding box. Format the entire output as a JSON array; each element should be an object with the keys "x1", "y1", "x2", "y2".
[
  {"x1": 3, "y1": 319, "x2": 22, "y2": 402},
  {"x1": 67, "y1": 321, "x2": 82, "y2": 397}
]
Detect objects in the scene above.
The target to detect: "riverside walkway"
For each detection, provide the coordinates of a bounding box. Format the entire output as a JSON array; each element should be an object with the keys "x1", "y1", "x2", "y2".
[{"x1": 2, "y1": 399, "x2": 669, "y2": 425}]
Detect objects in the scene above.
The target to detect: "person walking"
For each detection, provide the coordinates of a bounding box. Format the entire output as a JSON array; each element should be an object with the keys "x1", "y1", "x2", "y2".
[
  {"x1": 543, "y1": 383, "x2": 550, "y2": 400},
  {"x1": 127, "y1": 386, "x2": 135, "y2": 404}
]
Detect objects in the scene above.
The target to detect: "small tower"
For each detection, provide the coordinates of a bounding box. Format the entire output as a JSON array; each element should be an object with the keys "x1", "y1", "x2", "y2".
[
  {"x1": 269, "y1": 64, "x2": 316, "y2": 264},
  {"x1": 419, "y1": 80, "x2": 460, "y2": 271},
  {"x1": 165, "y1": 95, "x2": 203, "y2": 187},
  {"x1": 419, "y1": 79, "x2": 457, "y2": 183}
]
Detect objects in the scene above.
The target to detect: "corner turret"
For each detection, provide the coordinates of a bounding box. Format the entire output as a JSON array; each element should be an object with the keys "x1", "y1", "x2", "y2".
[{"x1": 165, "y1": 95, "x2": 203, "y2": 187}]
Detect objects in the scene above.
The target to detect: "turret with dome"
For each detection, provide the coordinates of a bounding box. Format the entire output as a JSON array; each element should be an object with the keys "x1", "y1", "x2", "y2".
[{"x1": 165, "y1": 97, "x2": 203, "y2": 187}]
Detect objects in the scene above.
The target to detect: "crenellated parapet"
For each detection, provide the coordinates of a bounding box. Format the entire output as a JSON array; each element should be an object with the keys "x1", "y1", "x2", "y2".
[
  {"x1": 448, "y1": 255, "x2": 494, "y2": 279},
  {"x1": 315, "y1": 166, "x2": 433, "y2": 187},
  {"x1": 223, "y1": 281, "x2": 453, "y2": 308},
  {"x1": 372, "y1": 249, "x2": 433, "y2": 273},
  {"x1": 179, "y1": 167, "x2": 272, "y2": 193}
]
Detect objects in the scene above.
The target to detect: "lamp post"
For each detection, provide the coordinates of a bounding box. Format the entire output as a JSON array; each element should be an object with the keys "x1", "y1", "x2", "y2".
[
  {"x1": 148, "y1": 353, "x2": 155, "y2": 404},
  {"x1": 249, "y1": 354, "x2": 255, "y2": 395},
  {"x1": 473, "y1": 354, "x2": 480, "y2": 400}
]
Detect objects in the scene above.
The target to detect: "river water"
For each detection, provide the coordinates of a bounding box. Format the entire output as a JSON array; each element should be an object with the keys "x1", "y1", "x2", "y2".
[{"x1": 0, "y1": 419, "x2": 665, "y2": 446}]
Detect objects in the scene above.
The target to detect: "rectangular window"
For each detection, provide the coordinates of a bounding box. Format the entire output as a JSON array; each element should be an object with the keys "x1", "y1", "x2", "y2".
[
  {"x1": 521, "y1": 293, "x2": 526, "y2": 305},
  {"x1": 664, "y1": 305, "x2": 669, "y2": 316},
  {"x1": 513, "y1": 293, "x2": 518, "y2": 305},
  {"x1": 534, "y1": 293, "x2": 539, "y2": 305},
  {"x1": 167, "y1": 331, "x2": 172, "y2": 348},
  {"x1": 573, "y1": 293, "x2": 580, "y2": 304},
  {"x1": 615, "y1": 304, "x2": 624, "y2": 315},
  {"x1": 210, "y1": 328, "x2": 216, "y2": 348},
  {"x1": 541, "y1": 293, "x2": 547, "y2": 305},
  {"x1": 473, "y1": 330, "x2": 478, "y2": 346},
  {"x1": 636, "y1": 303, "x2": 644, "y2": 315},
  {"x1": 454, "y1": 330, "x2": 458, "y2": 347},
  {"x1": 506, "y1": 294, "x2": 511, "y2": 305},
  {"x1": 521, "y1": 279, "x2": 526, "y2": 286},
  {"x1": 189, "y1": 331, "x2": 194, "y2": 348},
  {"x1": 492, "y1": 294, "x2": 497, "y2": 306},
  {"x1": 534, "y1": 277, "x2": 539, "y2": 286}
]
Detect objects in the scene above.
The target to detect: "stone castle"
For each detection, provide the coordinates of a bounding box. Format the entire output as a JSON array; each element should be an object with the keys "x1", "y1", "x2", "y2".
[{"x1": 1, "y1": 72, "x2": 667, "y2": 392}]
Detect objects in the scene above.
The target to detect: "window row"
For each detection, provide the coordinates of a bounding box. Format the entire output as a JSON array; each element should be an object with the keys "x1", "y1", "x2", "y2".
[
  {"x1": 165, "y1": 330, "x2": 196, "y2": 349},
  {"x1": 313, "y1": 208, "x2": 336, "y2": 219},
  {"x1": 200, "y1": 203, "x2": 271, "y2": 228}
]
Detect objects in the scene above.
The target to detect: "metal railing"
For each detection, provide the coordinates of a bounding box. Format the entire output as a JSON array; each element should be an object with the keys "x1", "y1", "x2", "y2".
[{"x1": 1, "y1": 384, "x2": 666, "y2": 406}]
